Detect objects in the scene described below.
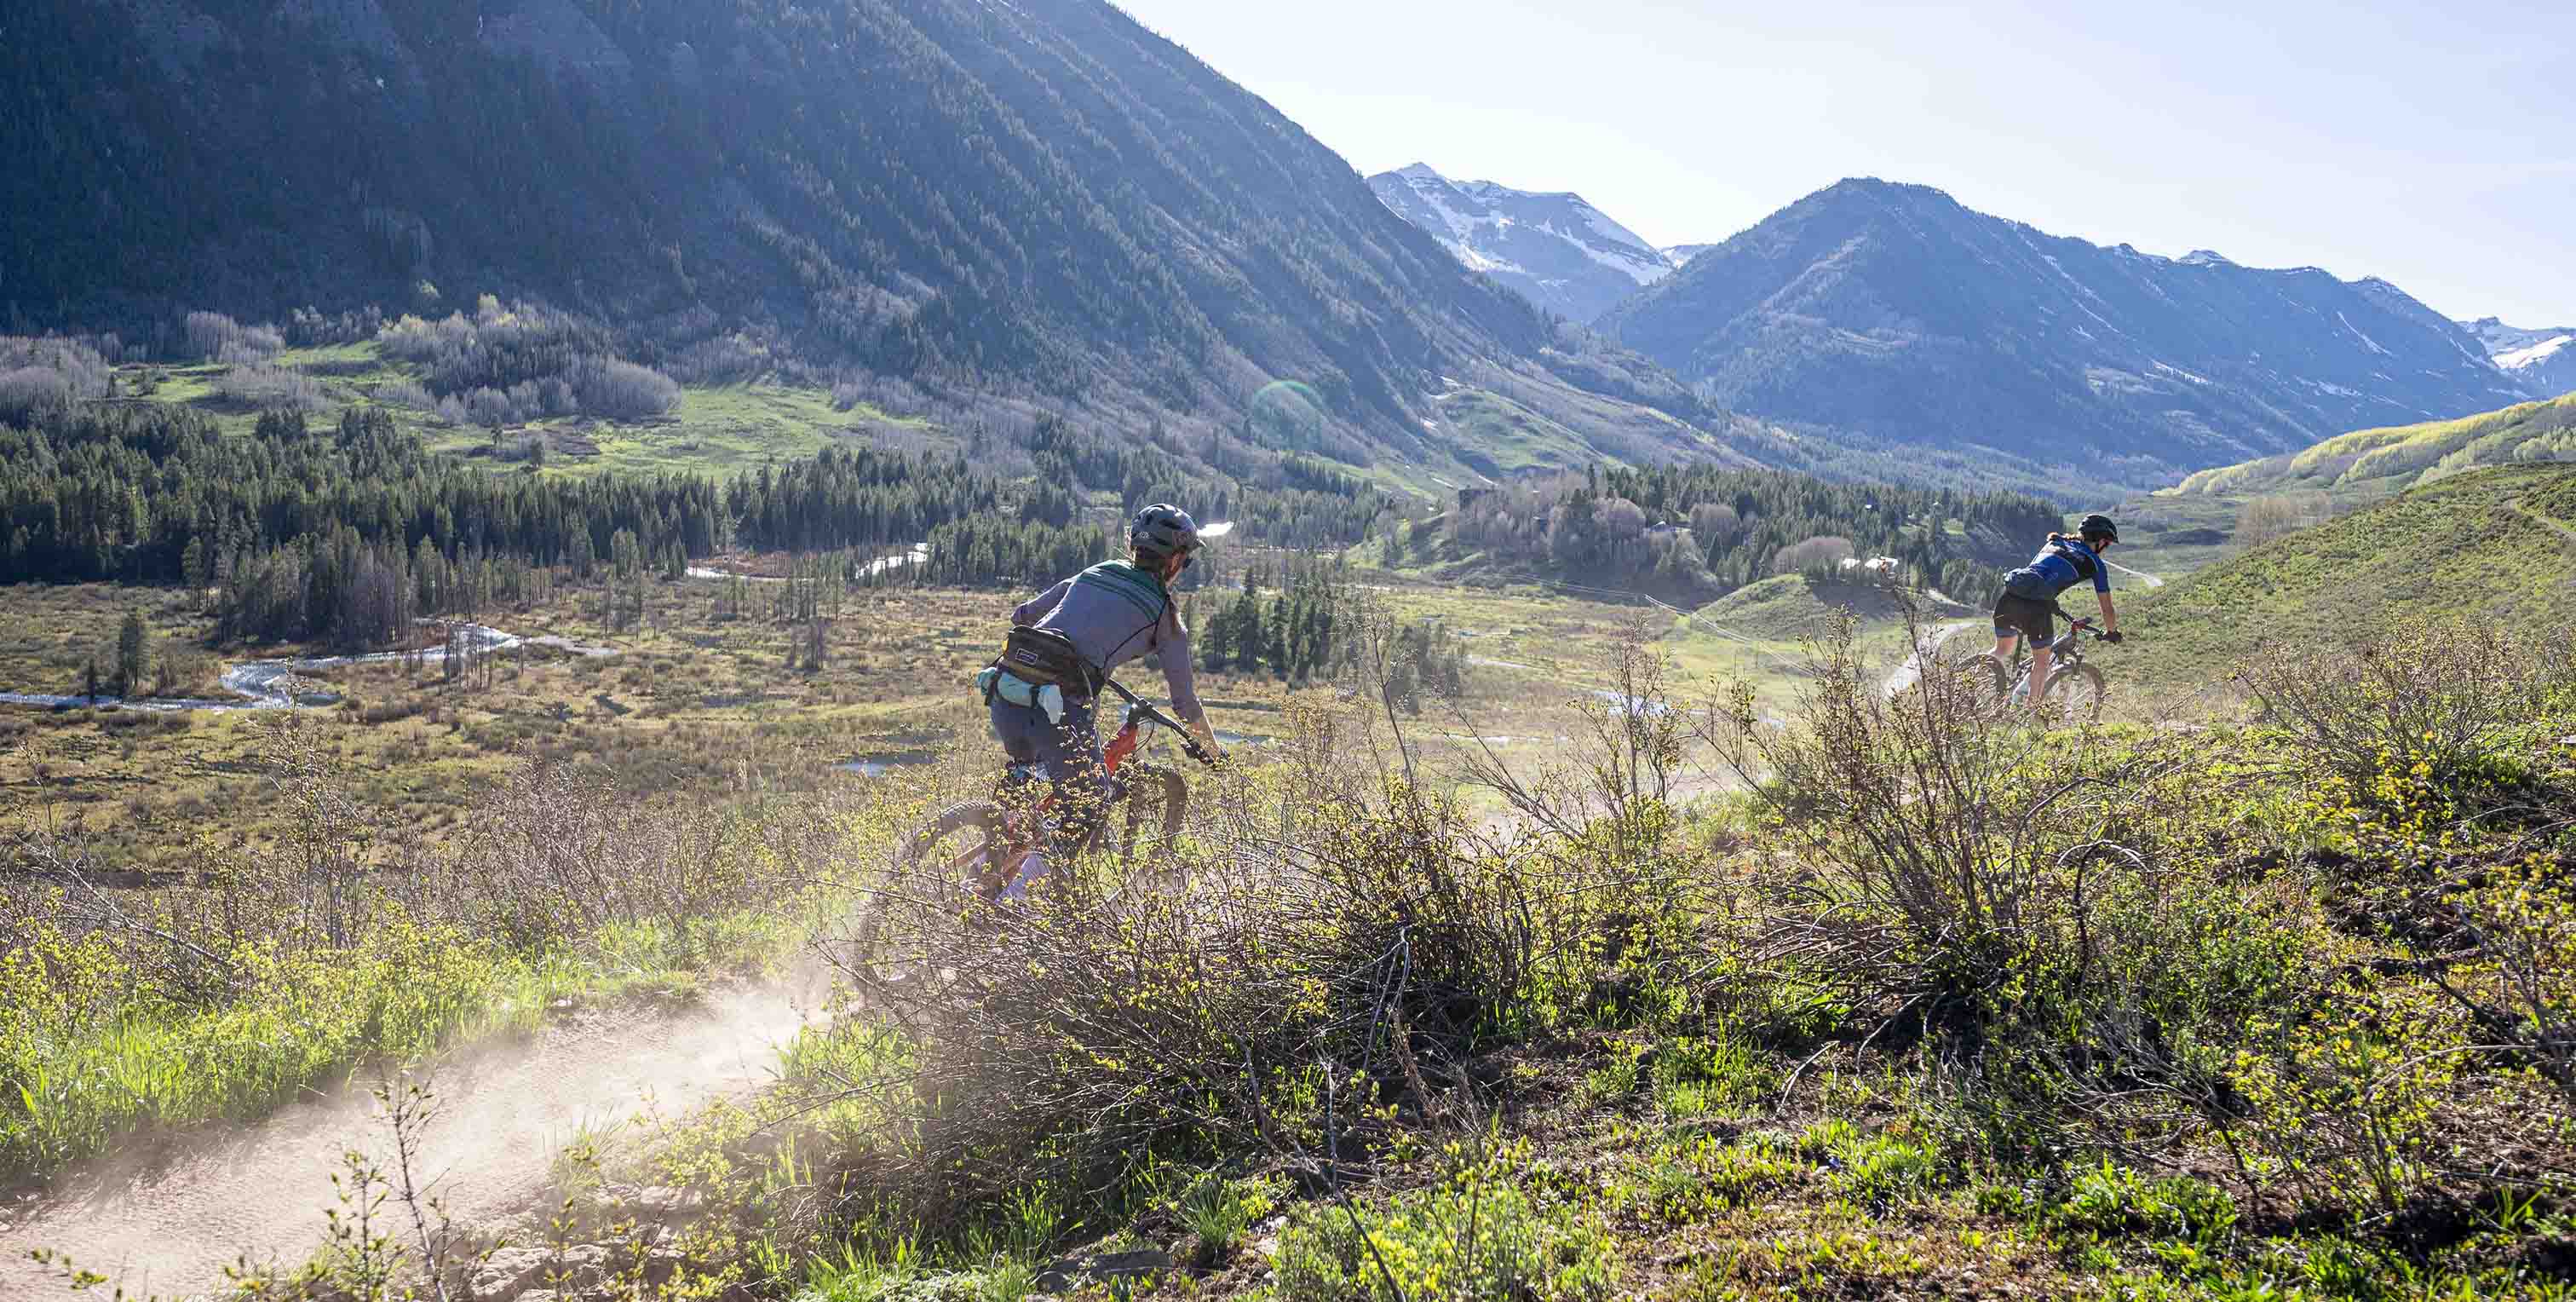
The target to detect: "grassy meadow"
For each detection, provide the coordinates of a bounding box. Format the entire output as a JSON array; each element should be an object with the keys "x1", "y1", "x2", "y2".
[
  {"x1": 108, "y1": 341, "x2": 946, "y2": 483},
  {"x1": 3, "y1": 566, "x2": 1849, "y2": 873},
  {"x1": 9, "y1": 357, "x2": 2576, "y2": 1299},
  {"x1": 15, "y1": 596, "x2": 2564, "y2": 1301}
]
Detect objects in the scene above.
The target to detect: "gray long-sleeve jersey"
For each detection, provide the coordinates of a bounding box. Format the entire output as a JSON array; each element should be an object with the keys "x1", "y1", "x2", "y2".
[{"x1": 1011, "y1": 561, "x2": 1205, "y2": 727}]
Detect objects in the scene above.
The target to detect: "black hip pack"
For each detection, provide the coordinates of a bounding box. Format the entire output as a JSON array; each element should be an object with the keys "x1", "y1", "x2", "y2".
[{"x1": 997, "y1": 625, "x2": 1101, "y2": 697}]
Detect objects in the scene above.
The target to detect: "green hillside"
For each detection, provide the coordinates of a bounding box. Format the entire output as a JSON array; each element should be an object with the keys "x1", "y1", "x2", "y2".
[
  {"x1": 1693, "y1": 573, "x2": 1915, "y2": 641},
  {"x1": 2118, "y1": 463, "x2": 2576, "y2": 703},
  {"x1": 2175, "y1": 393, "x2": 2576, "y2": 500}
]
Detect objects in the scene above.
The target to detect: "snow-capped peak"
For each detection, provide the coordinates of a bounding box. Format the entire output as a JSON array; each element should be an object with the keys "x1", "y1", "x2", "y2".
[{"x1": 1367, "y1": 164, "x2": 1674, "y2": 323}]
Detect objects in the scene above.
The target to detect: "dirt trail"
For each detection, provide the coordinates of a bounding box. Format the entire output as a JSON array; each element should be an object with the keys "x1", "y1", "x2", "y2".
[
  {"x1": 0, "y1": 983, "x2": 820, "y2": 1300},
  {"x1": 2105, "y1": 559, "x2": 2166, "y2": 590},
  {"x1": 1883, "y1": 620, "x2": 1984, "y2": 700}
]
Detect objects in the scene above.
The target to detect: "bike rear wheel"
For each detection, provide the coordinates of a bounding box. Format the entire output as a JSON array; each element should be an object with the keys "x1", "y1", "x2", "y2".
[
  {"x1": 1955, "y1": 654, "x2": 2010, "y2": 717},
  {"x1": 852, "y1": 800, "x2": 1007, "y2": 1002}
]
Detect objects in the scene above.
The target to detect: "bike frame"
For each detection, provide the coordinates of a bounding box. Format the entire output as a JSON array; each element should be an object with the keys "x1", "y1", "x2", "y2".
[
  {"x1": 2003, "y1": 610, "x2": 2098, "y2": 705},
  {"x1": 967, "y1": 677, "x2": 1211, "y2": 899}
]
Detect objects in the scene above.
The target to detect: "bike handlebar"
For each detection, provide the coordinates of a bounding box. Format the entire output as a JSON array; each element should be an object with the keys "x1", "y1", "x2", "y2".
[{"x1": 1099, "y1": 675, "x2": 1225, "y2": 769}]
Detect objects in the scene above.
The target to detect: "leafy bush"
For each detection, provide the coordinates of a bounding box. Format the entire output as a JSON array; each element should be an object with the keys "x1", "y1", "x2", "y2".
[
  {"x1": 573, "y1": 356, "x2": 683, "y2": 422},
  {"x1": 1274, "y1": 1150, "x2": 1617, "y2": 1300},
  {"x1": 1773, "y1": 533, "x2": 1856, "y2": 575},
  {"x1": 0, "y1": 367, "x2": 75, "y2": 424},
  {"x1": 1707, "y1": 614, "x2": 2353, "y2": 1168},
  {"x1": 0, "y1": 337, "x2": 112, "y2": 424},
  {"x1": 2243, "y1": 617, "x2": 2574, "y2": 813},
  {"x1": 184, "y1": 310, "x2": 282, "y2": 361},
  {"x1": 2425, "y1": 855, "x2": 2576, "y2": 1109}
]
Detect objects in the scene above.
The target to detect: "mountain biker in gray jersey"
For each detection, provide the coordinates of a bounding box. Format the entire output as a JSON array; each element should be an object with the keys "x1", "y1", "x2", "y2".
[
  {"x1": 1989, "y1": 513, "x2": 2125, "y2": 718},
  {"x1": 981, "y1": 504, "x2": 1220, "y2": 899}
]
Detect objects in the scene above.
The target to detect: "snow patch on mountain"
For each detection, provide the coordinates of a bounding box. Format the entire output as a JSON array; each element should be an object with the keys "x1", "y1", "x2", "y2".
[
  {"x1": 1368, "y1": 164, "x2": 1676, "y2": 323},
  {"x1": 2493, "y1": 334, "x2": 2569, "y2": 372},
  {"x1": 2335, "y1": 311, "x2": 2391, "y2": 357}
]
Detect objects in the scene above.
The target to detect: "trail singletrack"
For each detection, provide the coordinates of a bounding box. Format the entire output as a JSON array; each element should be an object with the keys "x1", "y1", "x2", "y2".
[
  {"x1": 2106, "y1": 559, "x2": 2166, "y2": 590},
  {"x1": 0, "y1": 983, "x2": 819, "y2": 1300},
  {"x1": 1883, "y1": 620, "x2": 1985, "y2": 700},
  {"x1": 2517, "y1": 498, "x2": 2576, "y2": 549}
]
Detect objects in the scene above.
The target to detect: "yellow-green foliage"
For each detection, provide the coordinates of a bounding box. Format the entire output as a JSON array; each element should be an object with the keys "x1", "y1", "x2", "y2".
[
  {"x1": 0, "y1": 907, "x2": 509, "y2": 1176},
  {"x1": 2179, "y1": 394, "x2": 2576, "y2": 499},
  {"x1": 1273, "y1": 1144, "x2": 1618, "y2": 1301}
]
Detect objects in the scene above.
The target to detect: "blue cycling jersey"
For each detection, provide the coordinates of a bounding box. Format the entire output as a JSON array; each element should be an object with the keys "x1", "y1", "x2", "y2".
[{"x1": 2003, "y1": 538, "x2": 2111, "y2": 601}]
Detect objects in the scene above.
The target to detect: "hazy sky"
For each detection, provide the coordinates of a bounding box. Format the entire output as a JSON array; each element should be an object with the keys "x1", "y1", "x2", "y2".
[{"x1": 1110, "y1": 0, "x2": 2573, "y2": 325}]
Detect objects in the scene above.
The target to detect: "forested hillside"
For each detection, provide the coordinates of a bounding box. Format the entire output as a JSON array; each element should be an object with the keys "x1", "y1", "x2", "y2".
[
  {"x1": 0, "y1": 0, "x2": 1778, "y2": 484},
  {"x1": 1390, "y1": 464, "x2": 2057, "y2": 602}
]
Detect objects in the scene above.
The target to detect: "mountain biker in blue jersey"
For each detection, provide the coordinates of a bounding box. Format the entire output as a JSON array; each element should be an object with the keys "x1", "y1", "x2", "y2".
[
  {"x1": 1989, "y1": 514, "x2": 2125, "y2": 718},
  {"x1": 976, "y1": 504, "x2": 1221, "y2": 901}
]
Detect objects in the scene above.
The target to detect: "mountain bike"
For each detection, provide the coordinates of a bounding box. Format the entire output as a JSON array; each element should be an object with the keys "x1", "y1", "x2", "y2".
[
  {"x1": 849, "y1": 676, "x2": 1220, "y2": 1002},
  {"x1": 1962, "y1": 607, "x2": 2114, "y2": 723}
]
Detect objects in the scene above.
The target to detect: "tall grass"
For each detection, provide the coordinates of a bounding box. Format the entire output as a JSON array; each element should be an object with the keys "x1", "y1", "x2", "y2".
[{"x1": 0, "y1": 726, "x2": 882, "y2": 1184}]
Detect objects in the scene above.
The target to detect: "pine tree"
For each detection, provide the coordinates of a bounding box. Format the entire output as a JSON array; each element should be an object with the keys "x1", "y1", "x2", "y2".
[{"x1": 115, "y1": 608, "x2": 149, "y2": 699}]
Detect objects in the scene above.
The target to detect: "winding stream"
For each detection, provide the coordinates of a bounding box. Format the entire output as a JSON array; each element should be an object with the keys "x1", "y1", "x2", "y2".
[{"x1": 0, "y1": 625, "x2": 617, "y2": 714}]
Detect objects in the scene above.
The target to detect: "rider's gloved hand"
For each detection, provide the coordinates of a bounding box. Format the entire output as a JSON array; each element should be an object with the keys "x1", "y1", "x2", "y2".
[
  {"x1": 1187, "y1": 721, "x2": 1225, "y2": 767},
  {"x1": 2101, "y1": 630, "x2": 2124, "y2": 644}
]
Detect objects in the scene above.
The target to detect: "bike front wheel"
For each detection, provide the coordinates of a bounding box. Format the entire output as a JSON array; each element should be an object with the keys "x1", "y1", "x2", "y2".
[
  {"x1": 1118, "y1": 763, "x2": 1186, "y2": 855},
  {"x1": 2042, "y1": 664, "x2": 2107, "y2": 725}
]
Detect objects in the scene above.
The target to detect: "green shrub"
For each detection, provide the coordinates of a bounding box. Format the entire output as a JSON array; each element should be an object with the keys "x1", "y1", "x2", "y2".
[
  {"x1": 1274, "y1": 1151, "x2": 1617, "y2": 1300},
  {"x1": 2244, "y1": 616, "x2": 2575, "y2": 817},
  {"x1": 2038, "y1": 1160, "x2": 2238, "y2": 1248},
  {"x1": 1651, "y1": 1034, "x2": 1774, "y2": 1121}
]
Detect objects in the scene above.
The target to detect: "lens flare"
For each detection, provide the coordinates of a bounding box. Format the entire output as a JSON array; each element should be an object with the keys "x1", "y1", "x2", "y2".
[{"x1": 1249, "y1": 378, "x2": 1326, "y2": 449}]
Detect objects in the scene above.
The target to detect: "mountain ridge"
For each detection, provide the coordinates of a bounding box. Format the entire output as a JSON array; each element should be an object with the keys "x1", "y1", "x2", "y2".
[
  {"x1": 0, "y1": 0, "x2": 1773, "y2": 488},
  {"x1": 1601, "y1": 177, "x2": 2536, "y2": 488},
  {"x1": 2461, "y1": 316, "x2": 2576, "y2": 398},
  {"x1": 2174, "y1": 392, "x2": 2576, "y2": 502}
]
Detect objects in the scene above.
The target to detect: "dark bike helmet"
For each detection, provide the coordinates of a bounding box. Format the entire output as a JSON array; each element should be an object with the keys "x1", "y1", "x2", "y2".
[
  {"x1": 1129, "y1": 504, "x2": 1201, "y2": 562},
  {"x1": 2079, "y1": 514, "x2": 2119, "y2": 544}
]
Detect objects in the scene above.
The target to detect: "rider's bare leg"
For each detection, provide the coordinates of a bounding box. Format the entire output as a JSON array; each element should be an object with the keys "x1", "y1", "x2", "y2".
[
  {"x1": 997, "y1": 850, "x2": 1050, "y2": 902},
  {"x1": 2029, "y1": 641, "x2": 2056, "y2": 718},
  {"x1": 1991, "y1": 632, "x2": 2017, "y2": 665}
]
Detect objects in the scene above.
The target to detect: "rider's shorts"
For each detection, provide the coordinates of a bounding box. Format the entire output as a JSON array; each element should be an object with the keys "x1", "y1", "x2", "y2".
[{"x1": 1992, "y1": 591, "x2": 2056, "y2": 644}]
